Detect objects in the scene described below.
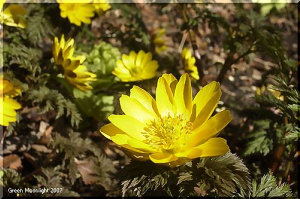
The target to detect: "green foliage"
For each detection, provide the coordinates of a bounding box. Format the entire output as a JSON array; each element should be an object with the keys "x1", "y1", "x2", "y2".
[
  {"x1": 3, "y1": 43, "x2": 43, "y2": 78},
  {"x1": 34, "y1": 166, "x2": 80, "y2": 197},
  {"x1": 112, "y1": 4, "x2": 150, "y2": 51},
  {"x1": 25, "y1": 4, "x2": 54, "y2": 46},
  {"x1": 0, "y1": 169, "x2": 25, "y2": 189},
  {"x1": 260, "y1": 2, "x2": 286, "y2": 17},
  {"x1": 27, "y1": 86, "x2": 82, "y2": 127},
  {"x1": 51, "y1": 130, "x2": 117, "y2": 194},
  {"x1": 121, "y1": 153, "x2": 250, "y2": 197},
  {"x1": 73, "y1": 89, "x2": 114, "y2": 121},
  {"x1": 244, "y1": 120, "x2": 275, "y2": 156},
  {"x1": 86, "y1": 42, "x2": 121, "y2": 76},
  {"x1": 238, "y1": 173, "x2": 292, "y2": 197},
  {"x1": 252, "y1": 173, "x2": 291, "y2": 197}
]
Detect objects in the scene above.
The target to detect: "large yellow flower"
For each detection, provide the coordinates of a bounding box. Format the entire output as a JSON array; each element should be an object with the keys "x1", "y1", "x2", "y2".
[
  {"x1": 100, "y1": 74, "x2": 232, "y2": 166},
  {"x1": 181, "y1": 47, "x2": 199, "y2": 80},
  {"x1": 113, "y1": 50, "x2": 159, "y2": 82},
  {"x1": 0, "y1": 78, "x2": 22, "y2": 126},
  {"x1": 153, "y1": 28, "x2": 167, "y2": 54},
  {"x1": 57, "y1": 0, "x2": 95, "y2": 26},
  {"x1": 52, "y1": 35, "x2": 96, "y2": 91},
  {"x1": 0, "y1": 0, "x2": 27, "y2": 28},
  {"x1": 92, "y1": 0, "x2": 111, "y2": 15}
]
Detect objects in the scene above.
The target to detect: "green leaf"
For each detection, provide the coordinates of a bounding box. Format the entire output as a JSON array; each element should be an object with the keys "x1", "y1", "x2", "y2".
[
  {"x1": 252, "y1": 173, "x2": 291, "y2": 197},
  {"x1": 120, "y1": 153, "x2": 250, "y2": 197},
  {"x1": 73, "y1": 88, "x2": 114, "y2": 121}
]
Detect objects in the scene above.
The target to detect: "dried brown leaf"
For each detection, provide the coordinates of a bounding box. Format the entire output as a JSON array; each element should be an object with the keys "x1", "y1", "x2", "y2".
[
  {"x1": 1, "y1": 154, "x2": 22, "y2": 170},
  {"x1": 31, "y1": 144, "x2": 52, "y2": 153},
  {"x1": 74, "y1": 158, "x2": 98, "y2": 185}
]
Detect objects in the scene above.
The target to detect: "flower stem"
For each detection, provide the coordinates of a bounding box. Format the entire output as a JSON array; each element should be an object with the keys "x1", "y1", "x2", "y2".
[{"x1": 180, "y1": 4, "x2": 205, "y2": 86}]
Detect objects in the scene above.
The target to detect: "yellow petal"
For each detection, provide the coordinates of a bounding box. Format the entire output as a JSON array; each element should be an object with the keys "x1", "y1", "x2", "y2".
[
  {"x1": 1, "y1": 115, "x2": 17, "y2": 126},
  {"x1": 162, "y1": 73, "x2": 178, "y2": 94},
  {"x1": 111, "y1": 134, "x2": 155, "y2": 153},
  {"x1": 120, "y1": 95, "x2": 156, "y2": 123},
  {"x1": 100, "y1": 123, "x2": 156, "y2": 153},
  {"x1": 130, "y1": 86, "x2": 159, "y2": 115},
  {"x1": 135, "y1": 50, "x2": 145, "y2": 67},
  {"x1": 122, "y1": 51, "x2": 136, "y2": 69},
  {"x1": 140, "y1": 52, "x2": 152, "y2": 68},
  {"x1": 149, "y1": 152, "x2": 178, "y2": 163},
  {"x1": 100, "y1": 123, "x2": 122, "y2": 139},
  {"x1": 187, "y1": 138, "x2": 229, "y2": 159},
  {"x1": 156, "y1": 76, "x2": 174, "y2": 117},
  {"x1": 108, "y1": 114, "x2": 146, "y2": 141},
  {"x1": 188, "y1": 110, "x2": 232, "y2": 147},
  {"x1": 174, "y1": 73, "x2": 192, "y2": 118},
  {"x1": 142, "y1": 61, "x2": 159, "y2": 74},
  {"x1": 3, "y1": 97, "x2": 21, "y2": 110},
  {"x1": 3, "y1": 5, "x2": 27, "y2": 28},
  {"x1": 191, "y1": 81, "x2": 221, "y2": 123}
]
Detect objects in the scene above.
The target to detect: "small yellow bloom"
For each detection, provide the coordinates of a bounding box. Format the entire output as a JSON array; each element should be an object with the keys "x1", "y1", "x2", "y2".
[
  {"x1": 0, "y1": 0, "x2": 27, "y2": 28},
  {"x1": 53, "y1": 35, "x2": 76, "y2": 66},
  {"x1": 0, "y1": 78, "x2": 22, "y2": 127},
  {"x1": 57, "y1": 0, "x2": 95, "y2": 26},
  {"x1": 52, "y1": 35, "x2": 96, "y2": 91},
  {"x1": 62, "y1": 57, "x2": 96, "y2": 91},
  {"x1": 92, "y1": 0, "x2": 111, "y2": 15},
  {"x1": 100, "y1": 74, "x2": 231, "y2": 166},
  {"x1": 113, "y1": 50, "x2": 159, "y2": 82},
  {"x1": 181, "y1": 47, "x2": 199, "y2": 80},
  {"x1": 256, "y1": 84, "x2": 284, "y2": 101},
  {"x1": 153, "y1": 28, "x2": 167, "y2": 54}
]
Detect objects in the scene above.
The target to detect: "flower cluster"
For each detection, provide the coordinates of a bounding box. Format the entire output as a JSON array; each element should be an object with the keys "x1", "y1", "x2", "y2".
[
  {"x1": 0, "y1": 0, "x2": 27, "y2": 28},
  {"x1": 0, "y1": 77, "x2": 22, "y2": 126},
  {"x1": 100, "y1": 73, "x2": 231, "y2": 166},
  {"x1": 53, "y1": 35, "x2": 96, "y2": 91},
  {"x1": 57, "y1": 0, "x2": 110, "y2": 26},
  {"x1": 181, "y1": 47, "x2": 199, "y2": 80}
]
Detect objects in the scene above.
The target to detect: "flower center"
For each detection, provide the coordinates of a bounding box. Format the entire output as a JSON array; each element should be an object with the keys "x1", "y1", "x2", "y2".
[{"x1": 142, "y1": 115, "x2": 193, "y2": 152}]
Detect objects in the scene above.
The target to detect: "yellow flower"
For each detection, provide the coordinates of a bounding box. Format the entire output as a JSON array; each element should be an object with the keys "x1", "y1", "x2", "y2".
[
  {"x1": 113, "y1": 50, "x2": 159, "y2": 82},
  {"x1": 52, "y1": 35, "x2": 76, "y2": 65},
  {"x1": 100, "y1": 74, "x2": 231, "y2": 166},
  {"x1": 0, "y1": 78, "x2": 22, "y2": 126},
  {"x1": 153, "y1": 28, "x2": 167, "y2": 54},
  {"x1": 62, "y1": 57, "x2": 96, "y2": 91},
  {"x1": 256, "y1": 84, "x2": 284, "y2": 101},
  {"x1": 92, "y1": 0, "x2": 111, "y2": 15},
  {"x1": 181, "y1": 47, "x2": 199, "y2": 80},
  {"x1": 0, "y1": 0, "x2": 27, "y2": 28},
  {"x1": 52, "y1": 35, "x2": 96, "y2": 91},
  {"x1": 57, "y1": 0, "x2": 95, "y2": 26}
]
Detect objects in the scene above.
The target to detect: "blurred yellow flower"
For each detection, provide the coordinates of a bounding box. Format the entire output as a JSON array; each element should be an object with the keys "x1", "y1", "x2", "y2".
[
  {"x1": 0, "y1": 78, "x2": 22, "y2": 127},
  {"x1": 100, "y1": 74, "x2": 231, "y2": 166},
  {"x1": 181, "y1": 47, "x2": 199, "y2": 80},
  {"x1": 0, "y1": 0, "x2": 27, "y2": 28},
  {"x1": 92, "y1": 0, "x2": 111, "y2": 15},
  {"x1": 113, "y1": 50, "x2": 159, "y2": 82},
  {"x1": 57, "y1": 0, "x2": 95, "y2": 26},
  {"x1": 53, "y1": 35, "x2": 76, "y2": 65},
  {"x1": 62, "y1": 57, "x2": 96, "y2": 91},
  {"x1": 153, "y1": 28, "x2": 167, "y2": 54},
  {"x1": 256, "y1": 84, "x2": 284, "y2": 101},
  {"x1": 52, "y1": 35, "x2": 96, "y2": 91}
]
